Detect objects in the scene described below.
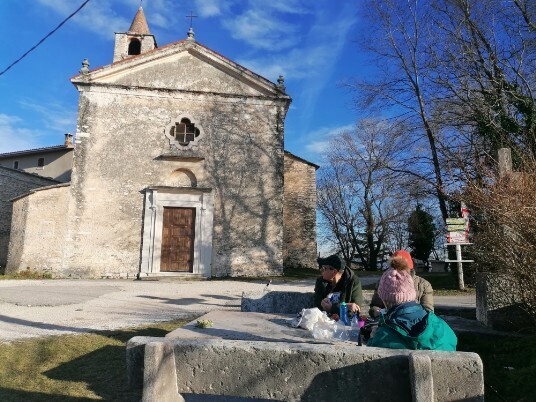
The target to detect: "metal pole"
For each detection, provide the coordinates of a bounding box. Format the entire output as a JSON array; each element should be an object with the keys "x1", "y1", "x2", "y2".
[{"x1": 456, "y1": 243, "x2": 465, "y2": 290}]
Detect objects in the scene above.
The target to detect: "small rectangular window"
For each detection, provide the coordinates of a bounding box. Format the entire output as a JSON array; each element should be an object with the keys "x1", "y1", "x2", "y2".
[
  {"x1": 37, "y1": 157, "x2": 45, "y2": 167},
  {"x1": 13, "y1": 161, "x2": 19, "y2": 169}
]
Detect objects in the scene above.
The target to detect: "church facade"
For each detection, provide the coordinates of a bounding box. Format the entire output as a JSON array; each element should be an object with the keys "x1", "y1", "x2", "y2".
[{"x1": 5, "y1": 8, "x2": 317, "y2": 278}]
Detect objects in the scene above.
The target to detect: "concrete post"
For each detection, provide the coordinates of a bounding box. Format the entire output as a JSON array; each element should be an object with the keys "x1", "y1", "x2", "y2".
[
  {"x1": 456, "y1": 244, "x2": 465, "y2": 290},
  {"x1": 409, "y1": 353, "x2": 434, "y2": 402},
  {"x1": 142, "y1": 341, "x2": 184, "y2": 402}
]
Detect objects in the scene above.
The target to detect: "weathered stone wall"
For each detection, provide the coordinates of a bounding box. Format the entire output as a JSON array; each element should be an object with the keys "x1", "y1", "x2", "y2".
[
  {"x1": 283, "y1": 153, "x2": 317, "y2": 269},
  {"x1": 0, "y1": 167, "x2": 60, "y2": 270},
  {"x1": 7, "y1": 40, "x2": 291, "y2": 278},
  {"x1": 6, "y1": 184, "x2": 69, "y2": 275},
  {"x1": 64, "y1": 81, "x2": 286, "y2": 277},
  {"x1": 476, "y1": 272, "x2": 533, "y2": 331}
]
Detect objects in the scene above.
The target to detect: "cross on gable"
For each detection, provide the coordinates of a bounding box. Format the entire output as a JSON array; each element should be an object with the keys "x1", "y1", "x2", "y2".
[{"x1": 186, "y1": 11, "x2": 197, "y2": 28}]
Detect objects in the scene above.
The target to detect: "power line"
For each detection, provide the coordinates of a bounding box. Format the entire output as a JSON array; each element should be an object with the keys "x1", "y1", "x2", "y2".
[{"x1": 0, "y1": 0, "x2": 92, "y2": 77}]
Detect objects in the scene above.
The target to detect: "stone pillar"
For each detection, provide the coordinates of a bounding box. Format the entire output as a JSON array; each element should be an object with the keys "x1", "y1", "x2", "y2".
[{"x1": 476, "y1": 272, "x2": 531, "y2": 330}]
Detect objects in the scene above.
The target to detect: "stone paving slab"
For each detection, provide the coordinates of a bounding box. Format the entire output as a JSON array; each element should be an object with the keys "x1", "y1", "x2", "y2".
[
  {"x1": 0, "y1": 278, "x2": 476, "y2": 342},
  {"x1": 166, "y1": 311, "x2": 326, "y2": 344},
  {"x1": 0, "y1": 285, "x2": 118, "y2": 306}
]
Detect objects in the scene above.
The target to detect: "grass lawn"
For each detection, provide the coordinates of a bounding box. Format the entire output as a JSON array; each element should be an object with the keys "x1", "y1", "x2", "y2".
[{"x1": 0, "y1": 319, "x2": 190, "y2": 402}]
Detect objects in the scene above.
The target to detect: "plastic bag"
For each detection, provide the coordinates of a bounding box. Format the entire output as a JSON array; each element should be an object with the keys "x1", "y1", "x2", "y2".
[
  {"x1": 295, "y1": 307, "x2": 326, "y2": 331},
  {"x1": 312, "y1": 317, "x2": 339, "y2": 340}
]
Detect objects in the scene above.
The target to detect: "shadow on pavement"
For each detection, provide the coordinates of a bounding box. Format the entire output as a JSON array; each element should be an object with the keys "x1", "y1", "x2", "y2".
[{"x1": 0, "y1": 314, "x2": 95, "y2": 334}]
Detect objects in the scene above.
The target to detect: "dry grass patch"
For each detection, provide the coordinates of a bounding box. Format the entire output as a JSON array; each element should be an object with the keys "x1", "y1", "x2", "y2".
[{"x1": 0, "y1": 319, "x2": 191, "y2": 401}]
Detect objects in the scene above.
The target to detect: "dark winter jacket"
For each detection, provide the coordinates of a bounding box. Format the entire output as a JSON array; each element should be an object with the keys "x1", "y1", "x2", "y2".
[
  {"x1": 314, "y1": 267, "x2": 363, "y2": 315},
  {"x1": 369, "y1": 270, "x2": 434, "y2": 317},
  {"x1": 367, "y1": 301, "x2": 457, "y2": 351}
]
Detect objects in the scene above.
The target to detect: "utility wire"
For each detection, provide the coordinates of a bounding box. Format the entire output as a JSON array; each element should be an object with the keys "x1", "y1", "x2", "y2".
[{"x1": 0, "y1": 0, "x2": 92, "y2": 77}]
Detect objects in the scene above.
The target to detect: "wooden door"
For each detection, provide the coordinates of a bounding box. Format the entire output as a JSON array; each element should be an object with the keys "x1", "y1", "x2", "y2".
[{"x1": 160, "y1": 207, "x2": 196, "y2": 272}]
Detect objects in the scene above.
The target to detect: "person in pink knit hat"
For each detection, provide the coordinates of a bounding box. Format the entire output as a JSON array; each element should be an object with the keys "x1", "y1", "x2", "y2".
[
  {"x1": 367, "y1": 256, "x2": 457, "y2": 351},
  {"x1": 368, "y1": 250, "x2": 434, "y2": 318}
]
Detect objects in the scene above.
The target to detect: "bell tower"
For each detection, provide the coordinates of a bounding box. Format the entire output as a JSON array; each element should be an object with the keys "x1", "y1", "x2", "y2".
[{"x1": 113, "y1": 7, "x2": 157, "y2": 62}]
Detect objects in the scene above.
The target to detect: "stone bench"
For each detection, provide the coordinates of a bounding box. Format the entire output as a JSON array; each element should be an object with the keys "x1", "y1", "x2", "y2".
[
  {"x1": 126, "y1": 311, "x2": 484, "y2": 402},
  {"x1": 241, "y1": 291, "x2": 315, "y2": 313},
  {"x1": 240, "y1": 290, "x2": 373, "y2": 314}
]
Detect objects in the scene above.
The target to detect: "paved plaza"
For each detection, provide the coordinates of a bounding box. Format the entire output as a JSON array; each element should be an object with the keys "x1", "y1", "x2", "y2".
[{"x1": 0, "y1": 277, "x2": 476, "y2": 342}]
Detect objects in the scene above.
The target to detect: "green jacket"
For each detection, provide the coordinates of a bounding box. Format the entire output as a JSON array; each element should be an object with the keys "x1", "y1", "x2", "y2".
[
  {"x1": 369, "y1": 271, "x2": 434, "y2": 317},
  {"x1": 367, "y1": 301, "x2": 457, "y2": 351},
  {"x1": 314, "y1": 267, "x2": 363, "y2": 315}
]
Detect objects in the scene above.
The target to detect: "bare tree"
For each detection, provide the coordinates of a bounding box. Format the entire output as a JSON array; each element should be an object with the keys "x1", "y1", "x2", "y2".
[
  {"x1": 350, "y1": 0, "x2": 535, "y2": 290},
  {"x1": 431, "y1": 0, "x2": 536, "y2": 162},
  {"x1": 354, "y1": 0, "x2": 535, "y2": 221},
  {"x1": 354, "y1": 0, "x2": 450, "y2": 222},
  {"x1": 317, "y1": 120, "x2": 411, "y2": 270}
]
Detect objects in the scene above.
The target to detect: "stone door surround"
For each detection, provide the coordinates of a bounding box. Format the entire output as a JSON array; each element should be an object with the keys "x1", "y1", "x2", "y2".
[{"x1": 140, "y1": 186, "x2": 214, "y2": 277}]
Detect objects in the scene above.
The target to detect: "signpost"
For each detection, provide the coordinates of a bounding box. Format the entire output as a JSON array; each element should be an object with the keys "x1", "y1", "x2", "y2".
[{"x1": 445, "y1": 203, "x2": 473, "y2": 290}]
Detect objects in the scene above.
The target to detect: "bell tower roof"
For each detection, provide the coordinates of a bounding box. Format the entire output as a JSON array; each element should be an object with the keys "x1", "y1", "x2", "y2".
[
  {"x1": 112, "y1": 6, "x2": 156, "y2": 62},
  {"x1": 128, "y1": 6, "x2": 150, "y2": 35}
]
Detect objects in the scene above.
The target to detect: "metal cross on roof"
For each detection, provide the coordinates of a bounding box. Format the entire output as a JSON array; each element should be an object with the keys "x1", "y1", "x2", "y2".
[{"x1": 186, "y1": 11, "x2": 197, "y2": 28}]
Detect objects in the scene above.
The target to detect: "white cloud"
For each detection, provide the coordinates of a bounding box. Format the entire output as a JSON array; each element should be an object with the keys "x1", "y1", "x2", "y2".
[
  {"x1": 36, "y1": 0, "x2": 130, "y2": 39},
  {"x1": 259, "y1": 0, "x2": 311, "y2": 15},
  {"x1": 236, "y1": 3, "x2": 356, "y2": 84},
  {"x1": 289, "y1": 123, "x2": 354, "y2": 165},
  {"x1": 194, "y1": 0, "x2": 224, "y2": 17},
  {"x1": 303, "y1": 124, "x2": 354, "y2": 144},
  {"x1": 149, "y1": 13, "x2": 169, "y2": 30},
  {"x1": 305, "y1": 140, "x2": 330, "y2": 154},
  {"x1": 223, "y1": 9, "x2": 299, "y2": 50},
  {"x1": 18, "y1": 99, "x2": 77, "y2": 134},
  {"x1": 238, "y1": 42, "x2": 333, "y2": 81},
  {"x1": 143, "y1": 0, "x2": 182, "y2": 30},
  {"x1": 0, "y1": 103, "x2": 74, "y2": 153},
  {"x1": 0, "y1": 114, "x2": 44, "y2": 153}
]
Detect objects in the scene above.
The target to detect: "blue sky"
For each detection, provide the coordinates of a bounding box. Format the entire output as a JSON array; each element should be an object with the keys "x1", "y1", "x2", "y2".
[{"x1": 0, "y1": 0, "x2": 368, "y2": 165}]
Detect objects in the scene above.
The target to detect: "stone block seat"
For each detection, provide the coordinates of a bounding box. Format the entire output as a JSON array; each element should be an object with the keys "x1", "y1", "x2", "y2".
[{"x1": 126, "y1": 292, "x2": 484, "y2": 402}]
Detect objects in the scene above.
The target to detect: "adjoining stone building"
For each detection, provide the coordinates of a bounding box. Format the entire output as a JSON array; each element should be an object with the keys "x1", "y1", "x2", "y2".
[
  {"x1": 283, "y1": 151, "x2": 319, "y2": 269},
  {"x1": 0, "y1": 134, "x2": 74, "y2": 183},
  {"x1": 5, "y1": 8, "x2": 317, "y2": 278},
  {"x1": 0, "y1": 167, "x2": 62, "y2": 270}
]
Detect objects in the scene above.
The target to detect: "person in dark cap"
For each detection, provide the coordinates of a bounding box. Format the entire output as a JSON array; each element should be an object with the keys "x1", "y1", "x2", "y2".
[{"x1": 314, "y1": 253, "x2": 363, "y2": 316}]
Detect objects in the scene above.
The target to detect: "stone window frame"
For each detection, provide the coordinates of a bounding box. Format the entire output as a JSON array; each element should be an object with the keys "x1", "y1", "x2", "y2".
[{"x1": 165, "y1": 114, "x2": 204, "y2": 150}]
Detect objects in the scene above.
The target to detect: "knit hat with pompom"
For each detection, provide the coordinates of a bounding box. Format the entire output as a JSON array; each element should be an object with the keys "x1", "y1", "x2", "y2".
[
  {"x1": 390, "y1": 255, "x2": 410, "y2": 271},
  {"x1": 377, "y1": 267, "x2": 416, "y2": 305},
  {"x1": 392, "y1": 250, "x2": 414, "y2": 270}
]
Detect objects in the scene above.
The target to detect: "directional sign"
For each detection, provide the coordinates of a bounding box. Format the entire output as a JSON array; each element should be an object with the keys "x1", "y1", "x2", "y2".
[
  {"x1": 446, "y1": 218, "x2": 466, "y2": 225},
  {"x1": 447, "y1": 231, "x2": 468, "y2": 243},
  {"x1": 447, "y1": 224, "x2": 467, "y2": 232}
]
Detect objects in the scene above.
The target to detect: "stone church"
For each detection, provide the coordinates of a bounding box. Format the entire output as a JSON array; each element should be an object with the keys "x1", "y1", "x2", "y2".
[{"x1": 5, "y1": 8, "x2": 318, "y2": 278}]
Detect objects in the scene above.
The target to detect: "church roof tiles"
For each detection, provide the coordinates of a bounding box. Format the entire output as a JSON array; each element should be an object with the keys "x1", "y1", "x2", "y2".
[{"x1": 128, "y1": 7, "x2": 150, "y2": 35}]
